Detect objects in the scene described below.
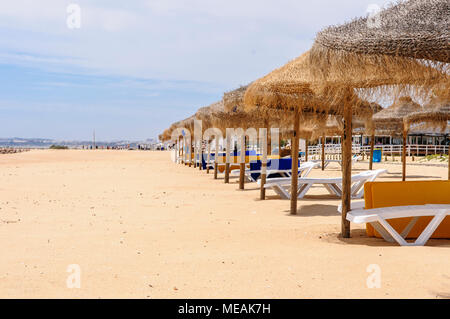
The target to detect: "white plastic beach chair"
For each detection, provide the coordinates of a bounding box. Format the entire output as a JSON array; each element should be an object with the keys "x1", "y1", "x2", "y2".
[
  {"x1": 263, "y1": 169, "x2": 387, "y2": 199},
  {"x1": 236, "y1": 161, "x2": 320, "y2": 182},
  {"x1": 346, "y1": 204, "x2": 450, "y2": 246}
]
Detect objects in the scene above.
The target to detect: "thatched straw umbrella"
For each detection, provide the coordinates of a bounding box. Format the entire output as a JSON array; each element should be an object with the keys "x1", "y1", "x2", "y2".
[
  {"x1": 312, "y1": 101, "x2": 381, "y2": 170},
  {"x1": 244, "y1": 40, "x2": 445, "y2": 237},
  {"x1": 244, "y1": 51, "x2": 358, "y2": 220},
  {"x1": 215, "y1": 107, "x2": 267, "y2": 185},
  {"x1": 361, "y1": 103, "x2": 384, "y2": 171},
  {"x1": 164, "y1": 119, "x2": 189, "y2": 164},
  {"x1": 158, "y1": 129, "x2": 171, "y2": 142},
  {"x1": 304, "y1": 1, "x2": 448, "y2": 238},
  {"x1": 170, "y1": 116, "x2": 194, "y2": 167},
  {"x1": 223, "y1": 84, "x2": 295, "y2": 193},
  {"x1": 223, "y1": 86, "x2": 258, "y2": 189},
  {"x1": 195, "y1": 105, "x2": 215, "y2": 174},
  {"x1": 244, "y1": 50, "x2": 393, "y2": 213},
  {"x1": 194, "y1": 100, "x2": 260, "y2": 183},
  {"x1": 369, "y1": 96, "x2": 422, "y2": 181},
  {"x1": 165, "y1": 116, "x2": 196, "y2": 167},
  {"x1": 310, "y1": 0, "x2": 449, "y2": 91},
  {"x1": 244, "y1": 51, "x2": 351, "y2": 218},
  {"x1": 195, "y1": 101, "x2": 225, "y2": 177},
  {"x1": 405, "y1": 96, "x2": 450, "y2": 179}
]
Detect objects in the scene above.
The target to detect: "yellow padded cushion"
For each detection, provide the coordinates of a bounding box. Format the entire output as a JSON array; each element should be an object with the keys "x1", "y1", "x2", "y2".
[
  {"x1": 365, "y1": 181, "x2": 450, "y2": 239},
  {"x1": 214, "y1": 155, "x2": 282, "y2": 173}
]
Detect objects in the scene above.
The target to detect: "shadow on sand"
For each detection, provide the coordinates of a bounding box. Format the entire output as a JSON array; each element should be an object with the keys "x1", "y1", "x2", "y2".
[
  {"x1": 383, "y1": 172, "x2": 442, "y2": 179},
  {"x1": 282, "y1": 204, "x2": 450, "y2": 248},
  {"x1": 333, "y1": 229, "x2": 450, "y2": 247},
  {"x1": 280, "y1": 204, "x2": 340, "y2": 217}
]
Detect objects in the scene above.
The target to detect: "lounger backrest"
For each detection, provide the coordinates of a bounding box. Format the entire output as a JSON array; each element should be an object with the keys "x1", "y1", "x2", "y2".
[
  {"x1": 365, "y1": 181, "x2": 450, "y2": 209},
  {"x1": 235, "y1": 150, "x2": 257, "y2": 156},
  {"x1": 364, "y1": 180, "x2": 450, "y2": 238},
  {"x1": 267, "y1": 158, "x2": 301, "y2": 170}
]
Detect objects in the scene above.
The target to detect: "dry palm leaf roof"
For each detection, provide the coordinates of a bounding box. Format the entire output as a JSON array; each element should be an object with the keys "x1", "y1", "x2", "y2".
[
  {"x1": 158, "y1": 129, "x2": 171, "y2": 142},
  {"x1": 310, "y1": 0, "x2": 449, "y2": 91},
  {"x1": 312, "y1": 0, "x2": 449, "y2": 63},
  {"x1": 405, "y1": 96, "x2": 450, "y2": 132},
  {"x1": 369, "y1": 96, "x2": 422, "y2": 135},
  {"x1": 244, "y1": 50, "x2": 443, "y2": 122}
]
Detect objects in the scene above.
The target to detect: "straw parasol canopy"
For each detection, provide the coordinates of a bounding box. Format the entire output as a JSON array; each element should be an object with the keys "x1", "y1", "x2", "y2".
[
  {"x1": 244, "y1": 50, "x2": 443, "y2": 120},
  {"x1": 244, "y1": 51, "x2": 339, "y2": 116},
  {"x1": 196, "y1": 100, "x2": 247, "y2": 131},
  {"x1": 223, "y1": 85, "x2": 251, "y2": 113},
  {"x1": 369, "y1": 96, "x2": 422, "y2": 135},
  {"x1": 405, "y1": 96, "x2": 450, "y2": 130},
  {"x1": 158, "y1": 129, "x2": 171, "y2": 142},
  {"x1": 310, "y1": 115, "x2": 369, "y2": 140},
  {"x1": 404, "y1": 94, "x2": 449, "y2": 180},
  {"x1": 173, "y1": 115, "x2": 195, "y2": 134},
  {"x1": 310, "y1": 0, "x2": 449, "y2": 91}
]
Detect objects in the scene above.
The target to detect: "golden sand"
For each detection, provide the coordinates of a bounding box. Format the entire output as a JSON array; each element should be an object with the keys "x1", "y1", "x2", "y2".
[{"x1": 0, "y1": 150, "x2": 449, "y2": 298}]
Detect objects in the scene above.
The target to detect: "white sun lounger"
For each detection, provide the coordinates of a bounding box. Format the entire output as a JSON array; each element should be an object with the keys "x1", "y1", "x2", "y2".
[
  {"x1": 346, "y1": 204, "x2": 450, "y2": 246},
  {"x1": 264, "y1": 169, "x2": 387, "y2": 199},
  {"x1": 233, "y1": 161, "x2": 320, "y2": 182}
]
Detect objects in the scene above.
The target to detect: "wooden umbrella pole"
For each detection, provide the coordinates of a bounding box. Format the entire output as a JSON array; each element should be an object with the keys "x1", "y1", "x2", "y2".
[
  {"x1": 448, "y1": 141, "x2": 449, "y2": 180},
  {"x1": 290, "y1": 110, "x2": 300, "y2": 215},
  {"x1": 402, "y1": 129, "x2": 407, "y2": 181},
  {"x1": 224, "y1": 134, "x2": 231, "y2": 184},
  {"x1": 214, "y1": 138, "x2": 219, "y2": 179},
  {"x1": 180, "y1": 137, "x2": 183, "y2": 163},
  {"x1": 239, "y1": 134, "x2": 246, "y2": 190},
  {"x1": 189, "y1": 137, "x2": 193, "y2": 167},
  {"x1": 195, "y1": 140, "x2": 199, "y2": 169},
  {"x1": 321, "y1": 136, "x2": 325, "y2": 170},
  {"x1": 183, "y1": 137, "x2": 187, "y2": 165},
  {"x1": 192, "y1": 138, "x2": 196, "y2": 168},
  {"x1": 278, "y1": 131, "x2": 281, "y2": 156},
  {"x1": 391, "y1": 137, "x2": 395, "y2": 162},
  {"x1": 369, "y1": 133, "x2": 375, "y2": 170},
  {"x1": 206, "y1": 140, "x2": 211, "y2": 174},
  {"x1": 341, "y1": 104, "x2": 352, "y2": 238},
  {"x1": 260, "y1": 128, "x2": 267, "y2": 200},
  {"x1": 198, "y1": 140, "x2": 203, "y2": 171},
  {"x1": 305, "y1": 139, "x2": 309, "y2": 162}
]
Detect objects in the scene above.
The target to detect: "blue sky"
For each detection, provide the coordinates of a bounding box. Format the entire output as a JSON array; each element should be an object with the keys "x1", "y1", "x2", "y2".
[{"x1": 0, "y1": 0, "x2": 389, "y2": 140}]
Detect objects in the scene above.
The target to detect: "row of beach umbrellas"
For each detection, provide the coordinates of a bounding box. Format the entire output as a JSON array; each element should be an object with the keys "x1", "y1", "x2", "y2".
[{"x1": 160, "y1": 0, "x2": 449, "y2": 238}]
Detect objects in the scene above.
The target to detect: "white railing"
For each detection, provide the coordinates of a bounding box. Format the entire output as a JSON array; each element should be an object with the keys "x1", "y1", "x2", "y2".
[{"x1": 307, "y1": 144, "x2": 449, "y2": 158}]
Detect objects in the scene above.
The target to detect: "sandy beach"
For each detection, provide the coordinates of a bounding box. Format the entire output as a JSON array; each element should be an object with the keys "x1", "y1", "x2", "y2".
[{"x1": 0, "y1": 149, "x2": 449, "y2": 299}]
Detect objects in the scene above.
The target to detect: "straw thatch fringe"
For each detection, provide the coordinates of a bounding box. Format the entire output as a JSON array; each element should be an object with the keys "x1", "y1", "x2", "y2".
[
  {"x1": 310, "y1": 0, "x2": 449, "y2": 98},
  {"x1": 405, "y1": 96, "x2": 450, "y2": 131},
  {"x1": 311, "y1": 0, "x2": 449, "y2": 62},
  {"x1": 367, "y1": 96, "x2": 422, "y2": 135},
  {"x1": 223, "y1": 85, "x2": 250, "y2": 113}
]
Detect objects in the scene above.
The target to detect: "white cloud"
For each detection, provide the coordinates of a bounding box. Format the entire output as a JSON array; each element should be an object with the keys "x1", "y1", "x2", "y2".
[{"x1": 0, "y1": 0, "x2": 393, "y2": 86}]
